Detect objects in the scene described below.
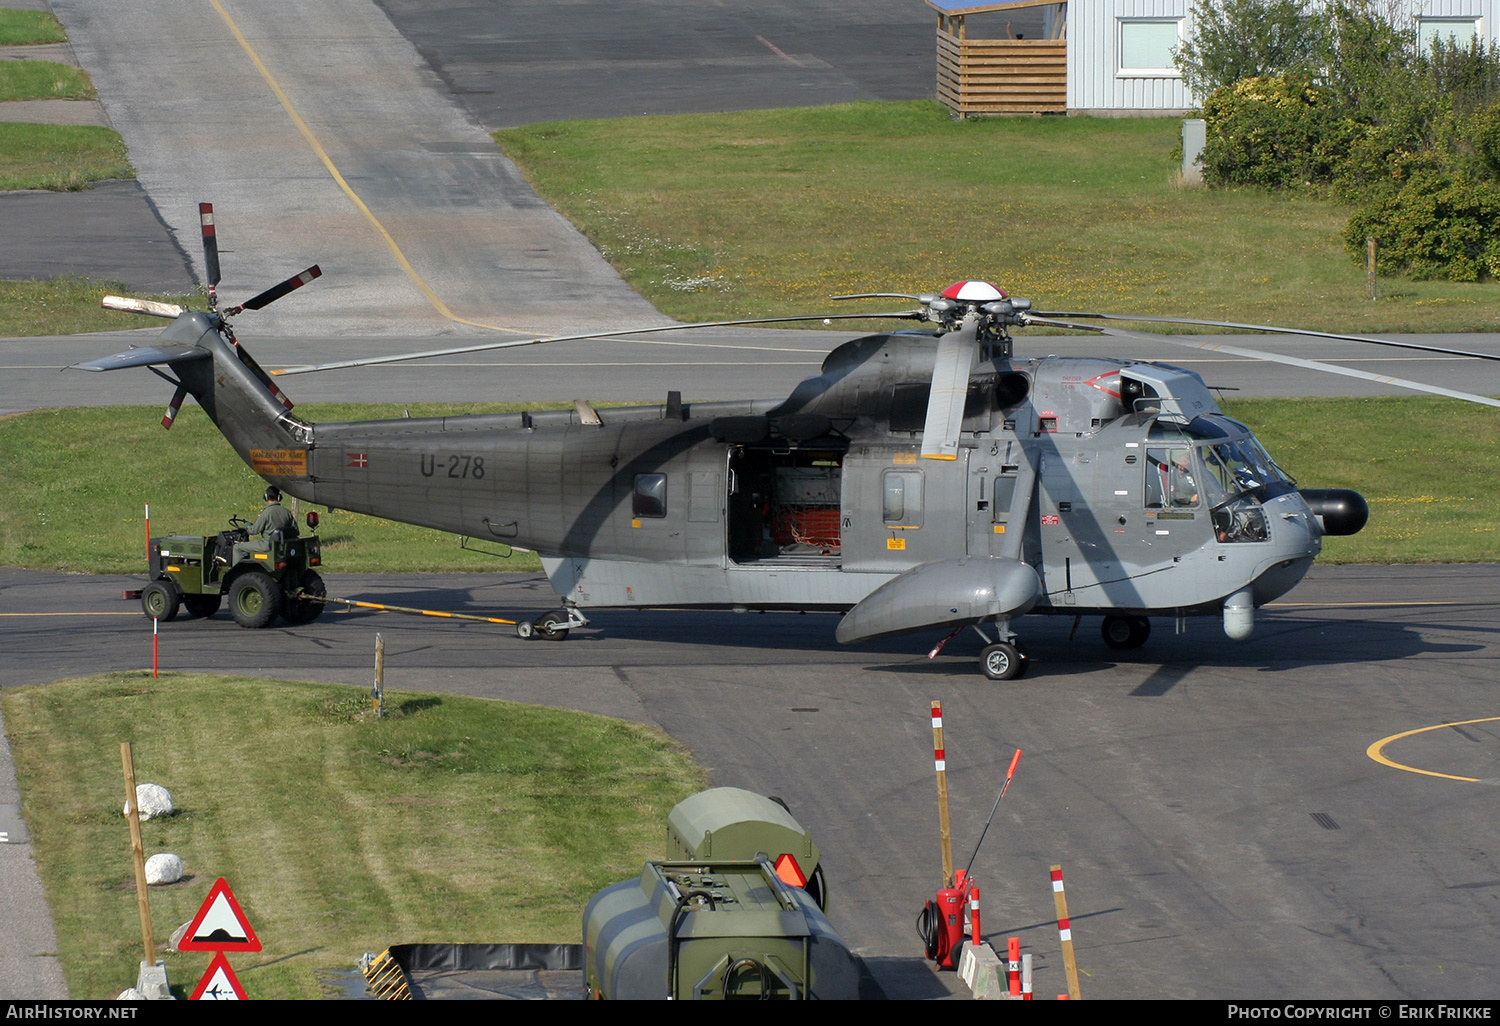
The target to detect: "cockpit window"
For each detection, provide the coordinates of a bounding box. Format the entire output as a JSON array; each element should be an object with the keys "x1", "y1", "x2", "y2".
[
  {"x1": 1145, "y1": 448, "x2": 1200, "y2": 508},
  {"x1": 1152, "y1": 416, "x2": 1293, "y2": 505}
]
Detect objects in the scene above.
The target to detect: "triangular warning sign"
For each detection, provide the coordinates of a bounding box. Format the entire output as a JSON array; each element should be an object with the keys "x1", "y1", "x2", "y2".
[
  {"x1": 191, "y1": 952, "x2": 247, "y2": 1000},
  {"x1": 178, "y1": 878, "x2": 262, "y2": 952}
]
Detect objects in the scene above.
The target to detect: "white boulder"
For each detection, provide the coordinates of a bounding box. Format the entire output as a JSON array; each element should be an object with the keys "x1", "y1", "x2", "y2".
[
  {"x1": 125, "y1": 783, "x2": 174, "y2": 820},
  {"x1": 144, "y1": 853, "x2": 183, "y2": 885}
]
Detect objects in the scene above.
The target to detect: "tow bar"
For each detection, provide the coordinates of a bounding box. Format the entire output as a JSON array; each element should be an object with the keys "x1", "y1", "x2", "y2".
[{"x1": 309, "y1": 594, "x2": 589, "y2": 638}]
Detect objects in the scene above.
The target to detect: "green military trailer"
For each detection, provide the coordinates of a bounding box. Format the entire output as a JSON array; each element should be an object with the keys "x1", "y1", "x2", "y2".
[
  {"x1": 141, "y1": 515, "x2": 326, "y2": 628},
  {"x1": 583, "y1": 857, "x2": 858, "y2": 1000}
]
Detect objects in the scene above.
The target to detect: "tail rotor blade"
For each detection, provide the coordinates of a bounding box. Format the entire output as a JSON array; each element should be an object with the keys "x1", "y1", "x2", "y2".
[
  {"x1": 161, "y1": 385, "x2": 188, "y2": 430},
  {"x1": 226, "y1": 265, "x2": 322, "y2": 315},
  {"x1": 921, "y1": 314, "x2": 978, "y2": 461},
  {"x1": 198, "y1": 202, "x2": 221, "y2": 288}
]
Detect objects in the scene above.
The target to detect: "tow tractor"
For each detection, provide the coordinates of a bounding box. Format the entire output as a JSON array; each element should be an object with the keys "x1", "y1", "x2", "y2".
[{"x1": 141, "y1": 512, "x2": 325, "y2": 628}]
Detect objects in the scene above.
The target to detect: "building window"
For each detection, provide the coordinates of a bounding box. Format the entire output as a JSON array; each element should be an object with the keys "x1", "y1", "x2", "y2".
[
  {"x1": 1118, "y1": 18, "x2": 1183, "y2": 76},
  {"x1": 1418, "y1": 17, "x2": 1480, "y2": 50}
]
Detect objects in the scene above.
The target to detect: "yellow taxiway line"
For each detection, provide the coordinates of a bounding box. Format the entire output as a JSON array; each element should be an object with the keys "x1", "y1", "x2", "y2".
[
  {"x1": 208, "y1": 0, "x2": 535, "y2": 336},
  {"x1": 0, "y1": 612, "x2": 142, "y2": 617},
  {"x1": 1366, "y1": 717, "x2": 1500, "y2": 783}
]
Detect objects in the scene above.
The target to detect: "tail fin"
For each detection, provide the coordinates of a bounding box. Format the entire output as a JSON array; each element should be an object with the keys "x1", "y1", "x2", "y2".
[{"x1": 71, "y1": 311, "x2": 312, "y2": 481}]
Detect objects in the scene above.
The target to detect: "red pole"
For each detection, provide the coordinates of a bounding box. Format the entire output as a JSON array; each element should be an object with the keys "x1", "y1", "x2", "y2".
[
  {"x1": 1007, "y1": 936, "x2": 1021, "y2": 996},
  {"x1": 969, "y1": 884, "x2": 981, "y2": 946},
  {"x1": 144, "y1": 503, "x2": 151, "y2": 561},
  {"x1": 152, "y1": 617, "x2": 159, "y2": 678}
]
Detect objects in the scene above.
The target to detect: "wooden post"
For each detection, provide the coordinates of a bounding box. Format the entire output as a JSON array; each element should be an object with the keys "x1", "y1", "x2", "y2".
[
  {"x1": 1050, "y1": 864, "x2": 1081, "y2": 999},
  {"x1": 1367, "y1": 237, "x2": 1378, "y2": 301},
  {"x1": 120, "y1": 743, "x2": 155, "y2": 961},
  {"x1": 372, "y1": 633, "x2": 385, "y2": 718},
  {"x1": 931, "y1": 701, "x2": 953, "y2": 887}
]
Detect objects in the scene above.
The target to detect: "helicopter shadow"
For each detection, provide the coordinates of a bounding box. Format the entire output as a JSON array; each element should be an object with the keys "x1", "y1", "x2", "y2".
[
  {"x1": 856, "y1": 609, "x2": 1487, "y2": 684},
  {"x1": 317, "y1": 575, "x2": 1492, "y2": 683}
]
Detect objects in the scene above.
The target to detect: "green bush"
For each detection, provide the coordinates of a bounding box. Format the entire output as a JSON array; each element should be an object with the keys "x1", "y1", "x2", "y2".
[
  {"x1": 1346, "y1": 166, "x2": 1500, "y2": 281},
  {"x1": 1476, "y1": 103, "x2": 1500, "y2": 178},
  {"x1": 1199, "y1": 76, "x2": 1349, "y2": 188}
]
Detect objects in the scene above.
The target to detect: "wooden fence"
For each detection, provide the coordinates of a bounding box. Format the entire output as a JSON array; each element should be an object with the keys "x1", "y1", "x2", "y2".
[{"x1": 936, "y1": 32, "x2": 1067, "y2": 116}]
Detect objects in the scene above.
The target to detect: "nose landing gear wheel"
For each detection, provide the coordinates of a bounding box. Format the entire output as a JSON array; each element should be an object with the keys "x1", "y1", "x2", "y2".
[{"x1": 980, "y1": 642, "x2": 1026, "y2": 681}]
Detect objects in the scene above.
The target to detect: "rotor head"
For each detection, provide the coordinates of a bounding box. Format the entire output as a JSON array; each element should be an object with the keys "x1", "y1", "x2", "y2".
[{"x1": 918, "y1": 280, "x2": 1031, "y2": 333}]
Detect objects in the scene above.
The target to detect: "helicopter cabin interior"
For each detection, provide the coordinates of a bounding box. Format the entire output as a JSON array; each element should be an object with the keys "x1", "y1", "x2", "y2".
[{"x1": 727, "y1": 445, "x2": 846, "y2": 567}]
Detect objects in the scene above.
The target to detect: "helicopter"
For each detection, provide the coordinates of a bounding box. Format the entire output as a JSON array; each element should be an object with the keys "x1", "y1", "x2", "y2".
[{"x1": 73, "y1": 204, "x2": 1500, "y2": 679}]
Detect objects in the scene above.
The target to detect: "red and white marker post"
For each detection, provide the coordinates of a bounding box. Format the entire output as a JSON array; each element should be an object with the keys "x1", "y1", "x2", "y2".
[{"x1": 1050, "y1": 864, "x2": 1082, "y2": 999}]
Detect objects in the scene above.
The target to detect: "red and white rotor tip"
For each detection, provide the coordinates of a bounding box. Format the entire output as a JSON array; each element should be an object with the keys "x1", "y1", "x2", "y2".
[{"x1": 941, "y1": 280, "x2": 1006, "y2": 302}]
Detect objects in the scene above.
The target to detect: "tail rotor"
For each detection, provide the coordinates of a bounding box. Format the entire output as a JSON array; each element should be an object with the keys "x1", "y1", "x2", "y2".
[{"x1": 92, "y1": 201, "x2": 324, "y2": 425}]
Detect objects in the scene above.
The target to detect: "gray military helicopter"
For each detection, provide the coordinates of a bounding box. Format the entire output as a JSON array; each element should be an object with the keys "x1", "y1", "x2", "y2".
[{"x1": 74, "y1": 206, "x2": 1500, "y2": 679}]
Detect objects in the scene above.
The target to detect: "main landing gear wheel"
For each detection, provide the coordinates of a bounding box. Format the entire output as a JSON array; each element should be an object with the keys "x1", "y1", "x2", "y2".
[
  {"x1": 228, "y1": 571, "x2": 282, "y2": 629},
  {"x1": 1101, "y1": 615, "x2": 1151, "y2": 650},
  {"x1": 980, "y1": 642, "x2": 1026, "y2": 681},
  {"x1": 141, "y1": 580, "x2": 180, "y2": 622}
]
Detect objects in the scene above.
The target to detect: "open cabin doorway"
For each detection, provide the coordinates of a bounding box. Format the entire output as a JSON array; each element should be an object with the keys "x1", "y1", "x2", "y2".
[{"x1": 727, "y1": 444, "x2": 846, "y2": 567}]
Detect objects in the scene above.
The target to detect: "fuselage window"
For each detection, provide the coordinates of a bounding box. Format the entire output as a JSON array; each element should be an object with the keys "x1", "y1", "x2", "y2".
[
  {"x1": 633, "y1": 473, "x2": 668, "y2": 518},
  {"x1": 993, "y1": 474, "x2": 1017, "y2": 524},
  {"x1": 883, "y1": 470, "x2": 923, "y2": 525}
]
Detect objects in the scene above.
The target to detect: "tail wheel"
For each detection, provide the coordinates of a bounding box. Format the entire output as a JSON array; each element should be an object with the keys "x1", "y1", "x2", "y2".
[
  {"x1": 141, "y1": 581, "x2": 180, "y2": 622},
  {"x1": 980, "y1": 642, "x2": 1025, "y2": 681},
  {"x1": 534, "y1": 610, "x2": 570, "y2": 641},
  {"x1": 282, "y1": 570, "x2": 326, "y2": 625},
  {"x1": 228, "y1": 571, "x2": 282, "y2": 629}
]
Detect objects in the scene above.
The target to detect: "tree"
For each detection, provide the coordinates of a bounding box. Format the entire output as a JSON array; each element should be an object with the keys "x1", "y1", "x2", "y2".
[{"x1": 1174, "y1": 0, "x2": 1325, "y2": 99}]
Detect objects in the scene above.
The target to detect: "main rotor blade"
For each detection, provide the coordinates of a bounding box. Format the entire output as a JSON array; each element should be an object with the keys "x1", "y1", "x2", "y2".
[
  {"x1": 1029, "y1": 310, "x2": 1500, "y2": 363},
  {"x1": 198, "y1": 202, "x2": 221, "y2": 288},
  {"x1": 102, "y1": 295, "x2": 184, "y2": 319},
  {"x1": 920, "y1": 313, "x2": 978, "y2": 461},
  {"x1": 830, "y1": 292, "x2": 922, "y2": 301},
  {"x1": 225, "y1": 265, "x2": 322, "y2": 315},
  {"x1": 1026, "y1": 315, "x2": 1500, "y2": 409},
  {"x1": 270, "y1": 310, "x2": 922, "y2": 376}
]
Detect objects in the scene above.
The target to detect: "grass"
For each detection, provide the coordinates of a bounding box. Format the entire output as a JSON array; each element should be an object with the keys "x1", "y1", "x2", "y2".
[
  {"x1": 0, "y1": 59, "x2": 92, "y2": 101},
  {"x1": 0, "y1": 278, "x2": 197, "y2": 336},
  {"x1": 0, "y1": 122, "x2": 130, "y2": 190},
  {"x1": 1235, "y1": 396, "x2": 1500, "y2": 562},
  {"x1": 494, "y1": 101, "x2": 1500, "y2": 333},
  {"x1": 1, "y1": 672, "x2": 706, "y2": 999},
  {"x1": 0, "y1": 8, "x2": 66, "y2": 46},
  {"x1": 0, "y1": 397, "x2": 1495, "y2": 570}
]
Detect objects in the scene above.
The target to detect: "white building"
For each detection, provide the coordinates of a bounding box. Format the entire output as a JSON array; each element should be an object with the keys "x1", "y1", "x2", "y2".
[{"x1": 927, "y1": 0, "x2": 1499, "y2": 115}]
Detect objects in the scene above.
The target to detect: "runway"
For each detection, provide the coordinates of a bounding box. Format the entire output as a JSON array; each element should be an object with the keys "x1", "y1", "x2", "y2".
[{"x1": 5, "y1": 564, "x2": 1500, "y2": 999}]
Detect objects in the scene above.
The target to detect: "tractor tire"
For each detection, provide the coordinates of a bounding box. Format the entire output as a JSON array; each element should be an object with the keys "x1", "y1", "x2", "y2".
[
  {"x1": 182, "y1": 594, "x2": 222, "y2": 619},
  {"x1": 228, "y1": 572, "x2": 282, "y2": 629},
  {"x1": 282, "y1": 570, "x2": 326, "y2": 625},
  {"x1": 141, "y1": 581, "x2": 180, "y2": 622}
]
